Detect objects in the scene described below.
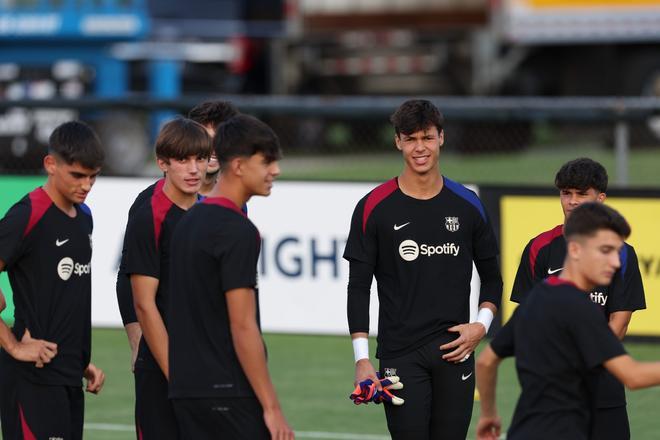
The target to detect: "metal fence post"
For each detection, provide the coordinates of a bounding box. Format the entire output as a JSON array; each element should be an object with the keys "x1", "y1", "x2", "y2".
[{"x1": 614, "y1": 120, "x2": 630, "y2": 187}]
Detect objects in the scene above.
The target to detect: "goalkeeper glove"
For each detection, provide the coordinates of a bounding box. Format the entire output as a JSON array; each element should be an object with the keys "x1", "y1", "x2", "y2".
[{"x1": 349, "y1": 374, "x2": 404, "y2": 406}]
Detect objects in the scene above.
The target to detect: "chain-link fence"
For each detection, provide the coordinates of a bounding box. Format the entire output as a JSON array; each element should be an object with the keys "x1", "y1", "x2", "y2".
[{"x1": 1, "y1": 96, "x2": 659, "y2": 186}]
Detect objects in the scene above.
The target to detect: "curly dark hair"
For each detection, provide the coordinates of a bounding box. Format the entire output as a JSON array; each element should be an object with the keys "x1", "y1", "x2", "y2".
[{"x1": 555, "y1": 158, "x2": 608, "y2": 193}]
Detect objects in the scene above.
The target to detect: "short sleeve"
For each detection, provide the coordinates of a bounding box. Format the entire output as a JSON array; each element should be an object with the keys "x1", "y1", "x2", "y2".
[
  {"x1": 218, "y1": 222, "x2": 260, "y2": 293},
  {"x1": 607, "y1": 244, "x2": 646, "y2": 313},
  {"x1": 0, "y1": 200, "x2": 30, "y2": 268},
  {"x1": 510, "y1": 241, "x2": 535, "y2": 304},
  {"x1": 343, "y1": 198, "x2": 377, "y2": 265},
  {"x1": 124, "y1": 207, "x2": 160, "y2": 279},
  {"x1": 569, "y1": 299, "x2": 626, "y2": 369},
  {"x1": 490, "y1": 306, "x2": 519, "y2": 358}
]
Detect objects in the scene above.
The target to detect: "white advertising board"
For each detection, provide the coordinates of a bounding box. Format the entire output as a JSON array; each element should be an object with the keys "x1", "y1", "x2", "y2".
[{"x1": 87, "y1": 178, "x2": 481, "y2": 334}]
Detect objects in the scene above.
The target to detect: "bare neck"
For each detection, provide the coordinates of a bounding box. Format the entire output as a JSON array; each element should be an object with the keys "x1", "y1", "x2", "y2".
[
  {"x1": 162, "y1": 180, "x2": 198, "y2": 210},
  {"x1": 43, "y1": 181, "x2": 76, "y2": 217},
  {"x1": 207, "y1": 175, "x2": 250, "y2": 208},
  {"x1": 559, "y1": 262, "x2": 595, "y2": 293},
  {"x1": 398, "y1": 168, "x2": 443, "y2": 200}
]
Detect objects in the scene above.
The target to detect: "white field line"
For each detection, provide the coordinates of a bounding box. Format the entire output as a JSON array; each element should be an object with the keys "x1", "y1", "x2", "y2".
[
  {"x1": 84, "y1": 422, "x2": 507, "y2": 439},
  {"x1": 84, "y1": 423, "x2": 391, "y2": 439}
]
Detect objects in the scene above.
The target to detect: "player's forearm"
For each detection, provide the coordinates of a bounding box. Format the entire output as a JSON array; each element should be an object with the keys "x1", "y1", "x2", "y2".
[
  {"x1": 476, "y1": 346, "x2": 501, "y2": 417},
  {"x1": 0, "y1": 286, "x2": 17, "y2": 351},
  {"x1": 231, "y1": 321, "x2": 282, "y2": 411},
  {"x1": 608, "y1": 311, "x2": 631, "y2": 340},
  {"x1": 124, "y1": 322, "x2": 142, "y2": 353},
  {"x1": 134, "y1": 302, "x2": 169, "y2": 377},
  {"x1": 628, "y1": 362, "x2": 660, "y2": 389},
  {"x1": 604, "y1": 354, "x2": 660, "y2": 390},
  {"x1": 0, "y1": 318, "x2": 20, "y2": 355}
]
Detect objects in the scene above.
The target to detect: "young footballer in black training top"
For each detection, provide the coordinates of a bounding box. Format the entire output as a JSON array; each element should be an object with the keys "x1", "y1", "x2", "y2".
[
  {"x1": 168, "y1": 114, "x2": 293, "y2": 439},
  {"x1": 477, "y1": 203, "x2": 660, "y2": 440},
  {"x1": 344, "y1": 99, "x2": 503, "y2": 439},
  {"x1": 123, "y1": 118, "x2": 212, "y2": 439},
  {"x1": 510, "y1": 158, "x2": 645, "y2": 439},
  {"x1": 116, "y1": 100, "x2": 239, "y2": 371},
  {"x1": 0, "y1": 121, "x2": 106, "y2": 440}
]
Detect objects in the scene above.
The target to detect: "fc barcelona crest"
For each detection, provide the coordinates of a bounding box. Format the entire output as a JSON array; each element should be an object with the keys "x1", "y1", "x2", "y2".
[
  {"x1": 445, "y1": 217, "x2": 460, "y2": 232},
  {"x1": 384, "y1": 368, "x2": 397, "y2": 377}
]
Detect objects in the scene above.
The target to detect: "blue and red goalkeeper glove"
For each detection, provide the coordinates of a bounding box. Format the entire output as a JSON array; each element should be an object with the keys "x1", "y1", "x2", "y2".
[{"x1": 350, "y1": 374, "x2": 404, "y2": 406}]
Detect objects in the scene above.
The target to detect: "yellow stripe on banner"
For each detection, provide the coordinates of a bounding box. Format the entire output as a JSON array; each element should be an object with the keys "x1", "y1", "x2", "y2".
[
  {"x1": 529, "y1": 0, "x2": 660, "y2": 8},
  {"x1": 500, "y1": 195, "x2": 660, "y2": 337},
  {"x1": 501, "y1": 196, "x2": 562, "y2": 322}
]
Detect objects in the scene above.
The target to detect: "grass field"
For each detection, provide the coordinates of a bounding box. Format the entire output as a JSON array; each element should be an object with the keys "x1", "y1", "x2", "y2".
[
  {"x1": 280, "y1": 147, "x2": 660, "y2": 187},
  {"x1": 3, "y1": 147, "x2": 660, "y2": 439},
  {"x1": 84, "y1": 329, "x2": 660, "y2": 440}
]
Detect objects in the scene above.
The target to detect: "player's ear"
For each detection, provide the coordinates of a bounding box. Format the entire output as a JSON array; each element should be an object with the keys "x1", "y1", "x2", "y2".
[
  {"x1": 597, "y1": 192, "x2": 606, "y2": 203},
  {"x1": 43, "y1": 154, "x2": 57, "y2": 175},
  {"x1": 394, "y1": 135, "x2": 402, "y2": 151},
  {"x1": 231, "y1": 157, "x2": 244, "y2": 176},
  {"x1": 567, "y1": 239, "x2": 582, "y2": 261},
  {"x1": 156, "y1": 157, "x2": 169, "y2": 174},
  {"x1": 439, "y1": 129, "x2": 444, "y2": 147}
]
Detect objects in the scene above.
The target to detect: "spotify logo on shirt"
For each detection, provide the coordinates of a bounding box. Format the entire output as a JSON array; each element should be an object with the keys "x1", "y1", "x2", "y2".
[
  {"x1": 57, "y1": 257, "x2": 91, "y2": 280},
  {"x1": 399, "y1": 240, "x2": 460, "y2": 262}
]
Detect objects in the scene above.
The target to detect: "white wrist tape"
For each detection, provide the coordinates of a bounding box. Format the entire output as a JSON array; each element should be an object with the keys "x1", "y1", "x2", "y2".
[
  {"x1": 476, "y1": 308, "x2": 494, "y2": 332},
  {"x1": 352, "y1": 337, "x2": 369, "y2": 362}
]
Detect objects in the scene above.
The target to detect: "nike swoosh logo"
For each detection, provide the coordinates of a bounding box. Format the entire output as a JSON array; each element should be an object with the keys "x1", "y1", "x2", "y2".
[
  {"x1": 547, "y1": 267, "x2": 563, "y2": 275},
  {"x1": 461, "y1": 372, "x2": 473, "y2": 381},
  {"x1": 55, "y1": 239, "x2": 69, "y2": 247},
  {"x1": 393, "y1": 222, "x2": 410, "y2": 231}
]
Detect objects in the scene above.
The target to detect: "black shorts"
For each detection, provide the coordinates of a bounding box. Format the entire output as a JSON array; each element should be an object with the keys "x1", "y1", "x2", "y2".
[
  {"x1": 135, "y1": 368, "x2": 179, "y2": 440},
  {"x1": 172, "y1": 397, "x2": 269, "y2": 440},
  {"x1": 378, "y1": 333, "x2": 475, "y2": 440},
  {"x1": 590, "y1": 406, "x2": 630, "y2": 440},
  {"x1": 11, "y1": 378, "x2": 84, "y2": 440},
  {"x1": 0, "y1": 351, "x2": 18, "y2": 440}
]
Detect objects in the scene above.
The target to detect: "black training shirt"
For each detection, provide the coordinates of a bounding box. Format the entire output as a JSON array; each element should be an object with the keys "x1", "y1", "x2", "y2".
[
  {"x1": 511, "y1": 224, "x2": 645, "y2": 407},
  {"x1": 344, "y1": 177, "x2": 500, "y2": 359},
  {"x1": 168, "y1": 197, "x2": 261, "y2": 399},
  {"x1": 0, "y1": 187, "x2": 93, "y2": 386},
  {"x1": 493, "y1": 276, "x2": 626, "y2": 440},
  {"x1": 124, "y1": 179, "x2": 186, "y2": 371},
  {"x1": 116, "y1": 180, "x2": 159, "y2": 326}
]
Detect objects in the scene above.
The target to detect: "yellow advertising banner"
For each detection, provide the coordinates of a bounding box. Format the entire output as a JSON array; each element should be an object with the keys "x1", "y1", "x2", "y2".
[
  {"x1": 528, "y1": 0, "x2": 660, "y2": 8},
  {"x1": 501, "y1": 195, "x2": 660, "y2": 336}
]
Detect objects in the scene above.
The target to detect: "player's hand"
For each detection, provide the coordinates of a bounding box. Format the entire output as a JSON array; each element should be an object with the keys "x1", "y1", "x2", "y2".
[
  {"x1": 476, "y1": 415, "x2": 501, "y2": 440},
  {"x1": 354, "y1": 358, "x2": 381, "y2": 391},
  {"x1": 350, "y1": 374, "x2": 405, "y2": 406},
  {"x1": 9, "y1": 329, "x2": 58, "y2": 368},
  {"x1": 263, "y1": 407, "x2": 294, "y2": 440},
  {"x1": 84, "y1": 363, "x2": 105, "y2": 394},
  {"x1": 440, "y1": 322, "x2": 487, "y2": 363}
]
